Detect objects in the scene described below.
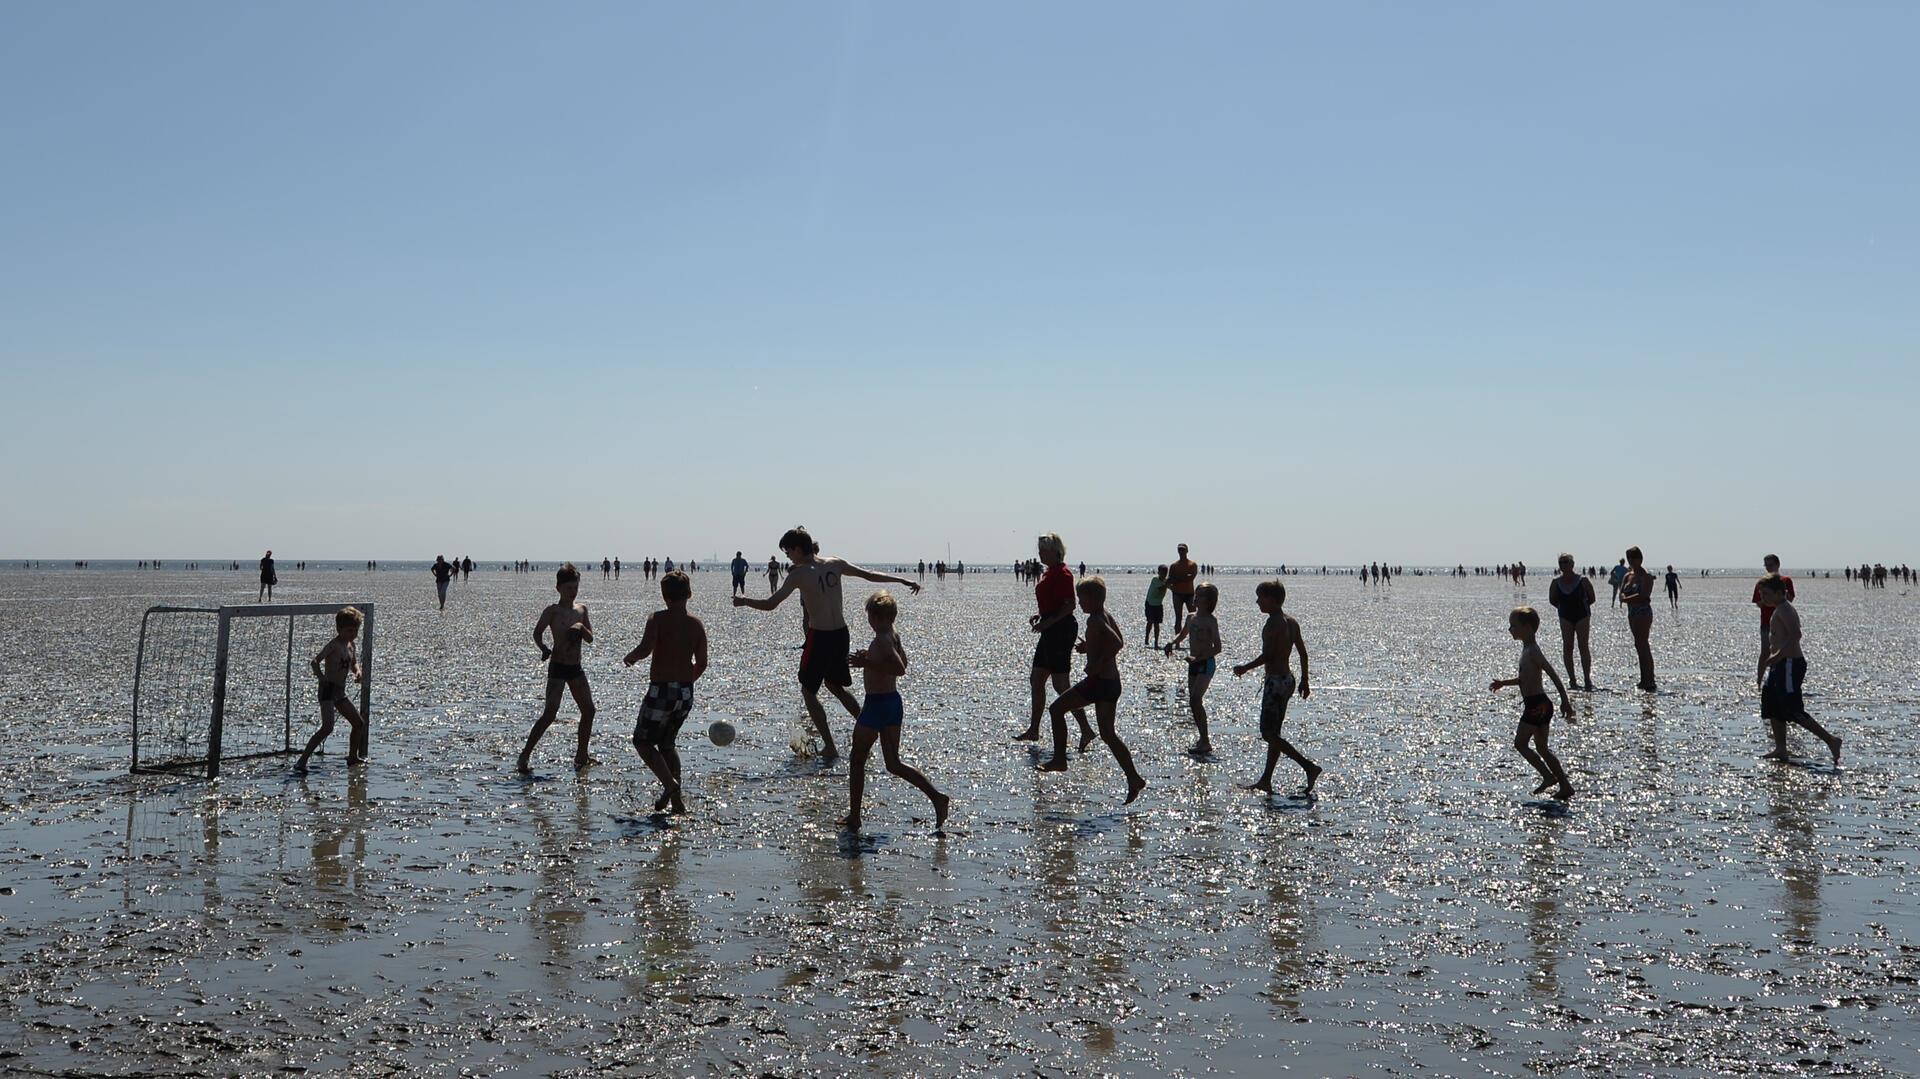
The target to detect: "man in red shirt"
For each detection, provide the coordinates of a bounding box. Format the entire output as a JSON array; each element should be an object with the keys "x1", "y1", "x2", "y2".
[
  {"x1": 1753, "y1": 553, "x2": 1795, "y2": 654},
  {"x1": 1166, "y1": 543, "x2": 1199, "y2": 634}
]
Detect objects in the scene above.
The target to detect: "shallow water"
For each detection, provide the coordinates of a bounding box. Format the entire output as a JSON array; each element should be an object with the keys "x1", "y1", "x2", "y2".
[{"x1": 1, "y1": 566, "x2": 1916, "y2": 1075}]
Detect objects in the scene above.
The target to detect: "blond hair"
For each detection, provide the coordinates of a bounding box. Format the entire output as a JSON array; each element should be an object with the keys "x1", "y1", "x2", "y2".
[
  {"x1": 1194, "y1": 582, "x2": 1219, "y2": 611},
  {"x1": 866, "y1": 590, "x2": 898, "y2": 621},
  {"x1": 1037, "y1": 532, "x2": 1066, "y2": 561},
  {"x1": 1075, "y1": 575, "x2": 1106, "y2": 604},
  {"x1": 1511, "y1": 606, "x2": 1541, "y2": 631}
]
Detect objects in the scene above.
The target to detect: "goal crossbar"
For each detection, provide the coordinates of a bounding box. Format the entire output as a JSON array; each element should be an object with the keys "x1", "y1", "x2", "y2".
[{"x1": 132, "y1": 602, "x2": 376, "y2": 778}]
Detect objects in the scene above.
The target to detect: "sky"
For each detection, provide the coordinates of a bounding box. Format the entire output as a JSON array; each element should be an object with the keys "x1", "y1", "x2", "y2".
[{"x1": 2, "y1": 2, "x2": 1915, "y2": 567}]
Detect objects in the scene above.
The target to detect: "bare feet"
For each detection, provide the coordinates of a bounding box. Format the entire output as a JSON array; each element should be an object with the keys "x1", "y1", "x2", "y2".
[
  {"x1": 932, "y1": 792, "x2": 951, "y2": 831},
  {"x1": 1123, "y1": 777, "x2": 1147, "y2": 805},
  {"x1": 1191, "y1": 740, "x2": 1213, "y2": 757},
  {"x1": 841, "y1": 815, "x2": 861, "y2": 832},
  {"x1": 819, "y1": 745, "x2": 840, "y2": 763},
  {"x1": 1078, "y1": 728, "x2": 1098, "y2": 753},
  {"x1": 574, "y1": 755, "x2": 599, "y2": 773},
  {"x1": 1583, "y1": 680, "x2": 1595, "y2": 692},
  {"x1": 1303, "y1": 763, "x2": 1323, "y2": 792},
  {"x1": 1762, "y1": 751, "x2": 1790, "y2": 762},
  {"x1": 1013, "y1": 727, "x2": 1040, "y2": 742},
  {"x1": 1532, "y1": 777, "x2": 1557, "y2": 795},
  {"x1": 293, "y1": 761, "x2": 310, "y2": 775},
  {"x1": 1039, "y1": 758, "x2": 1068, "y2": 772},
  {"x1": 669, "y1": 789, "x2": 687, "y2": 815},
  {"x1": 1553, "y1": 784, "x2": 1575, "y2": 801},
  {"x1": 346, "y1": 755, "x2": 366, "y2": 766},
  {"x1": 1828, "y1": 736, "x2": 1842, "y2": 766},
  {"x1": 1243, "y1": 778, "x2": 1273, "y2": 793},
  {"x1": 515, "y1": 756, "x2": 533, "y2": 776}
]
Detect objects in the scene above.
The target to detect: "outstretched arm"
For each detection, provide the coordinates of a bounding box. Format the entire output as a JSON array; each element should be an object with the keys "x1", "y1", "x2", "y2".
[
  {"x1": 736, "y1": 576, "x2": 798, "y2": 611},
  {"x1": 841, "y1": 561, "x2": 922, "y2": 595}
]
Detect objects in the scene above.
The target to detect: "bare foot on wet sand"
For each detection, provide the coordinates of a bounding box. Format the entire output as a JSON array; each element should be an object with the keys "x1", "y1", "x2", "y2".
[
  {"x1": 1533, "y1": 778, "x2": 1557, "y2": 796},
  {"x1": 1243, "y1": 778, "x2": 1273, "y2": 793},
  {"x1": 1553, "y1": 784, "x2": 1575, "y2": 801},
  {"x1": 1762, "y1": 751, "x2": 1790, "y2": 763},
  {"x1": 932, "y1": 792, "x2": 951, "y2": 831},
  {"x1": 841, "y1": 816, "x2": 861, "y2": 832},
  {"x1": 1124, "y1": 777, "x2": 1147, "y2": 805},
  {"x1": 1014, "y1": 727, "x2": 1040, "y2": 742},
  {"x1": 1828, "y1": 736, "x2": 1843, "y2": 766},
  {"x1": 1078, "y1": 728, "x2": 1098, "y2": 753},
  {"x1": 1039, "y1": 758, "x2": 1068, "y2": 772},
  {"x1": 1303, "y1": 763, "x2": 1323, "y2": 792}
]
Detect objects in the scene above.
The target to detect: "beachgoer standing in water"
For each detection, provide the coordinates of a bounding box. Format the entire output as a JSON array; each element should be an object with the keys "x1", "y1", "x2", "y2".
[
  {"x1": 431, "y1": 555, "x2": 454, "y2": 610},
  {"x1": 730, "y1": 551, "x2": 750, "y2": 597},
  {"x1": 1608, "y1": 559, "x2": 1627, "y2": 607},
  {"x1": 767, "y1": 557, "x2": 780, "y2": 593},
  {"x1": 1547, "y1": 553, "x2": 1596, "y2": 691},
  {"x1": 1756, "y1": 573, "x2": 1840, "y2": 766},
  {"x1": 733, "y1": 526, "x2": 921, "y2": 761},
  {"x1": 1620, "y1": 546, "x2": 1657, "y2": 692},
  {"x1": 1163, "y1": 581, "x2": 1221, "y2": 755},
  {"x1": 1015, "y1": 533, "x2": 1094, "y2": 748},
  {"x1": 1166, "y1": 543, "x2": 1199, "y2": 634},
  {"x1": 1143, "y1": 565, "x2": 1168, "y2": 649},
  {"x1": 258, "y1": 550, "x2": 277, "y2": 602},
  {"x1": 1490, "y1": 606, "x2": 1575, "y2": 800}
]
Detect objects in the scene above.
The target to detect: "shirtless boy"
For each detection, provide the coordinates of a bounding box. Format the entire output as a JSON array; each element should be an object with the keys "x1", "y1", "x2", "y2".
[
  {"x1": 1756, "y1": 574, "x2": 1841, "y2": 766},
  {"x1": 1233, "y1": 580, "x2": 1319, "y2": 793},
  {"x1": 1489, "y1": 606, "x2": 1575, "y2": 800},
  {"x1": 844, "y1": 591, "x2": 950, "y2": 832},
  {"x1": 1041, "y1": 576, "x2": 1147, "y2": 804},
  {"x1": 733, "y1": 526, "x2": 921, "y2": 760},
  {"x1": 518, "y1": 562, "x2": 597, "y2": 774},
  {"x1": 1163, "y1": 581, "x2": 1221, "y2": 755},
  {"x1": 295, "y1": 606, "x2": 367, "y2": 772},
  {"x1": 624, "y1": 570, "x2": 708, "y2": 813}
]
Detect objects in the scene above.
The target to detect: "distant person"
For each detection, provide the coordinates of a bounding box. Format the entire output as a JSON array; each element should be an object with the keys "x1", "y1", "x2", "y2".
[
  {"x1": 294, "y1": 606, "x2": 368, "y2": 773},
  {"x1": 1664, "y1": 564, "x2": 1680, "y2": 609},
  {"x1": 613, "y1": 557, "x2": 621, "y2": 579},
  {"x1": 844, "y1": 590, "x2": 950, "y2": 832},
  {"x1": 1167, "y1": 543, "x2": 1199, "y2": 633},
  {"x1": 1619, "y1": 546, "x2": 1657, "y2": 692},
  {"x1": 767, "y1": 557, "x2": 780, "y2": 592},
  {"x1": 602, "y1": 557, "x2": 612, "y2": 580},
  {"x1": 257, "y1": 550, "x2": 277, "y2": 602},
  {"x1": 730, "y1": 551, "x2": 750, "y2": 596},
  {"x1": 1142, "y1": 565, "x2": 1169, "y2": 648},
  {"x1": 623, "y1": 569, "x2": 707, "y2": 814},
  {"x1": 1162, "y1": 581, "x2": 1221, "y2": 755},
  {"x1": 462, "y1": 556, "x2": 473, "y2": 580},
  {"x1": 732, "y1": 526, "x2": 921, "y2": 761},
  {"x1": 431, "y1": 556, "x2": 455, "y2": 610},
  {"x1": 1608, "y1": 559, "x2": 1627, "y2": 606},
  {"x1": 518, "y1": 562, "x2": 597, "y2": 774},
  {"x1": 1489, "y1": 606, "x2": 1575, "y2": 800},
  {"x1": 1752, "y1": 554, "x2": 1795, "y2": 660},
  {"x1": 1233, "y1": 580, "x2": 1318, "y2": 793},
  {"x1": 1015, "y1": 533, "x2": 1093, "y2": 748},
  {"x1": 1756, "y1": 574, "x2": 1840, "y2": 765},
  {"x1": 1546, "y1": 553, "x2": 1596, "y2": 691},
  {"x1": 1039, "y1": 576, "x2": 1147, "y2": 805}
]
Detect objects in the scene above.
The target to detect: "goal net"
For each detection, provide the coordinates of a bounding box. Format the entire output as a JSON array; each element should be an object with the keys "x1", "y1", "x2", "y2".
[{"x1": 132, "y1": 603, "x2": 375, "y2": 778}]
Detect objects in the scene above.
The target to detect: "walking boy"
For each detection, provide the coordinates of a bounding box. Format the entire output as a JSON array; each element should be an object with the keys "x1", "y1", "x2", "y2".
[
  {"x1": 1234, "y1": 580, "x2": 1320, "y2": 793},
  {"x1": 623, "y1": 570, "x2": 708, "y2": 813},
  {"x1": 1489, "y1": 606, "x2": 1575, "y2": 800},
  {"x1": 1040, "y1": 576, "x2": 1148, "y2": 804},
  {"x1": 518, "y1": 562, "x2": 597, "y2": 774},
  {"x1": 295, "y1": 606, "x2": 367, "y2": 772},
  {"x1": 1756, "y1": 574, "x2": 1841, "y2": 765},
  {"x1": 733, "y1": 526, "x2": 921, "y2": 760},
  {"x1": 1163, "y1": 581, "x2": 1221, "y2": 755},
  {"x1": 844, "y1": 591, "x2": 950, "y2": 832}
]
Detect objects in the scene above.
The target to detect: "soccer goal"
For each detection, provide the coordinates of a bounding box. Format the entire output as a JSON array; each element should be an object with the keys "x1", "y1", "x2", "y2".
[{"x1": 131, "y1": 603, "x2": 375, "y2": 778}]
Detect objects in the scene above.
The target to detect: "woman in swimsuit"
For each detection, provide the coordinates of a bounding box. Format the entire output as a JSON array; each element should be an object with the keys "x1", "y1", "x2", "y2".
[{"x1": 1546, "y1": 553, "x2": 1596, "y2": 691}]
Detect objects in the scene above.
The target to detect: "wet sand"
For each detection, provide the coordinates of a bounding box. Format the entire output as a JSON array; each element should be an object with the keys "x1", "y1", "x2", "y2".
[{"x1": 2, "y1": 566, "x2": 1916, "y2": 1075}]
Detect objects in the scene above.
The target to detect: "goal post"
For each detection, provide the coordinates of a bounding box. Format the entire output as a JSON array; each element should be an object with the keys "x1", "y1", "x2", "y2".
[{"x1": 132, "y1": 602, "x2": 375, "y2": 779}]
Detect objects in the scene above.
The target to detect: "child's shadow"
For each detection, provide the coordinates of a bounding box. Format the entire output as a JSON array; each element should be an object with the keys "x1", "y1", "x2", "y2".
[
  {"x1": 1520, "y1": 798, "x2": 1573, "y2": 818},
  {"x1": 836, "y1": 829, "x2": 888, "y2": 858},
  {"x1": 1259, "y1": 790, "x2": 1320, "y2": 813},
  {"x1": 611, "y1": 813, "x2": 677, "y2": 837}
]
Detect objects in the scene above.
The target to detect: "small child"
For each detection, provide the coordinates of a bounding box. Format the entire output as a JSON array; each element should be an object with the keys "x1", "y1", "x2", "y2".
[
  {"x1": 1756, "y1": 574, "x2": 1841, "y2": 766},
  {"x1": 1665, "y1": 564, "x2": 1681, "y2": 609},
  {"x1": 1489, "y1": 606, "x2": 1575, "y2": 800},
  {"x1": 623, "y1": 570, "x2": 708, "y2": 813},
  {"x1": 1040, "y1": 576, "x2": 1148, "y2": 805},
  {"x1": 1163, "y1": 581, "x2": 1221, "y2": 755},
  {"x1": 1143, "y1": 565, "x2": 1169, "y2": 649},
  {"x1": 518, "y1": 562, "x2": 597, "y2": 774},
  {"x1": 295, "y1": 606, "x2": 367, "y2": 772},
  {"x1": 845, "y1": 591, "x2": 950, "y2": 831},
  {"x1": 1234, "y1": 580, "x2": 1319, "y2": 792}
]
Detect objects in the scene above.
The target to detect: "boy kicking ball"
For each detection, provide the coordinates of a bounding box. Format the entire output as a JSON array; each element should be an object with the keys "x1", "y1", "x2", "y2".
[
  {"x1": 624, "y1": 570, "x2": 708, "y2": 813},
  {"x1": 1490, "y1": 606, "x2": 1575, "y2": 800},
  {"x1": 844, "y1": 591, "x2": 949, "y2": 832}
]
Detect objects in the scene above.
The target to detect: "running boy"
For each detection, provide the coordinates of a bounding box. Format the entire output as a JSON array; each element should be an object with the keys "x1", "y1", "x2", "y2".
[
  {"x1": 295, "y1": 606, "x2": 367, "y2": 772},
  {"x1": 1163, "y1": 581, "x2": 1221, "y2": 755},
  {"x1": 1041, "y1": 576, "x2": 1148, "y2": 804},
  {"x1": 844, "y1": 591, "x2": 950, "y2": 832},
  {"x1": 1143, "y1": 565, "x2": 1169, "y2": 649},
  {"x1": 623, "y1": 570, "x2": 708, "y2": 813},
  {"x1": 1234, "y1": 580, "x2": 1319, "y2": 793},
  {"x1": 1489, "y1": 606, "x2": 1575, "y2": 800},
  {"x1": 518, "y1": 562, "x2": 597, "y2": 774},
  {"x1": 1756, "y1": 574, "x2": 1841, "y2": 765},
  {"x1": 733, "y1": 526, "x2": 921, "y2": 760}
]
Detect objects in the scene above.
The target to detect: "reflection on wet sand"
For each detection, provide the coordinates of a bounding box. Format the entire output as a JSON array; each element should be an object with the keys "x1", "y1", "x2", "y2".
[
  {"x1": 1765, "y1": 768, "x2": 1828, "y2": 955},
  {"x1": 1523, "y1": 809, "x2": 1570, "y2": 998}
]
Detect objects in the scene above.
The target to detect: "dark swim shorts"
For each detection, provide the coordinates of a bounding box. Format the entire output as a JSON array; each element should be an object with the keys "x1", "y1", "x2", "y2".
[
  {"x1": 1144, "y1": 602, "x2": 1164, "y2": 625},
  {"x1": 1070, "y1": 675, "x2": 1122, "y2": 705},
  {"x1": 548, "y1": 661, "x2": 587, "y2": 683},
  {"x1": 1521, "y1": 692, "x2": 1553, "y2": 726},
  {"x1": 1032, "y1": 617, "x2": 1077, "y2": 676},
  {"x1": 800, "y1": 625, "x2": 853, "y2": 695},
  {"x1": 1761, "y1": 657, "x2": 1807, "y2": 720},
  {"x1": 316, "y1": 681, "x2": 349, "y2": 705},
  {"x1": 1260, "y1": 673, "x2": 1297, "y2": 741},
  {"x1": 857, "y1": 691, "x2": 904, "y2": 731}
]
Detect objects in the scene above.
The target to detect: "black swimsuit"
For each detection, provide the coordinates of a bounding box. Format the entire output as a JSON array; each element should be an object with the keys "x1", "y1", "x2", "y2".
[{"x1": 1551, "y1": 577, "x2": 1591, "y2": 623}]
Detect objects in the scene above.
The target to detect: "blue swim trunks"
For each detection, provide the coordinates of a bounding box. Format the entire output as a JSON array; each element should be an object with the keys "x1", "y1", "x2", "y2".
[{"x1": 857, "y1": 691, "x2": 904, "y2": 731}]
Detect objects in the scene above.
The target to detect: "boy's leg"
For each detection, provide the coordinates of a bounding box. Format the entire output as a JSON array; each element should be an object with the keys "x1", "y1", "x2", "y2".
[
  {"x1": 878, "y1": 726, "x2": 948, "y2": 826},
  {"x1": 1513, "y1": 722, "x2": 1557, "y2": 793},
  {"x1": 1018, "y1": 668, "x2": 1048, "y2": 740},
  {"x1": 1790, "y1": 708, "x2": 1842, "y2": 764},
  {"x1": 826, "y1": 681, "x2": 861, "y2": 720},
  {"x1": 1094, "y1": 700, "x2": 1147, "y2": 804},
  {"x1": 631, "y1": 724, "x2": 679, "y2": 797},
  {"x1": 1056, "y1": 671, "x2": 1094, "y2": 745},
  {"x1": 1191, "y1": 680, "x2": 1212, "y2": 752},
  {"x1": 1044, "y1": 686, "x2": 1091, "y2": 769},
  {"x1": 567, "y1": 677, "x2": 597, "y2": 770},
  {"x1": 297, "y1": 702, "x2": 337, "y2": 770},
  {"x1": 336, "y1": 698, "x2": 368, "y2": 763},
  {"x1": 845, "y1": 723, "x2": 879, "y2": 827},
  {"x1": 518, "y1": 678, "x2": 567, "y2": 772},
  {"x1": 1533, "y1": 727, "x2": 1574, "y2": 796}
]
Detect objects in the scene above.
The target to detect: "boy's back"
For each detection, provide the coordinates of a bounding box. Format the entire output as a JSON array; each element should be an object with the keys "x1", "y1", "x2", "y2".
[
  {"x1": 1262, "y1": 613, "x2": 1298, "y2": 674},
  {"x1": 646, "y1": 608, "x2": 706, "y2": 684},
  {"x1": 1084, "y1": 611, "x2": 1122, "y2": 677}
]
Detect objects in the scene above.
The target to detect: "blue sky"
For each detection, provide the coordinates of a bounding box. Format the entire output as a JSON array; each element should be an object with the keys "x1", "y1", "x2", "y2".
[{"x1": 3, "y1": 2, "x2": 1915, "y2": 566}]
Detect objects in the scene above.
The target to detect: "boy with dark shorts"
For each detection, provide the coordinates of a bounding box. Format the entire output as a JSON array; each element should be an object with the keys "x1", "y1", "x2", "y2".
[
  {"x1": 1757, "y1": 574, "x2": 1841, "y2": 766},
  {"x1": 733, "y1": 526, "x2": 920, "y2": 761},
  {"x1": 624, "y1": 570, "x2": 708, "y2": 813},
  {"x1": 295, "y1": 606, "x2": 367, "y2": 773},
  {"x1": 1163, "y1": 581, "x2": 1220, "y2": 755},
  {"x1": 1234, "y1": 580, "x2": 1319, "y2": 793},
  {"x1": 844, "y1": 591, "x2": 949, "y2": 832},
  {"x1": 1040, "y1": 576, "x2": 1147, "y2": 804},
  {"x1": 1490, "y1": 606, "x2": 1574, "y2": 800},
  {"x1": 518, "y1": 563, "x2": 597, "y2": 774}
]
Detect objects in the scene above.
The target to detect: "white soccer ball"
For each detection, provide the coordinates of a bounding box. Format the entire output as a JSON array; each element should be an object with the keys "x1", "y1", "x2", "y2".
[{"x1": 709, "y1": 720, "x2": 737, "y2": 747}]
